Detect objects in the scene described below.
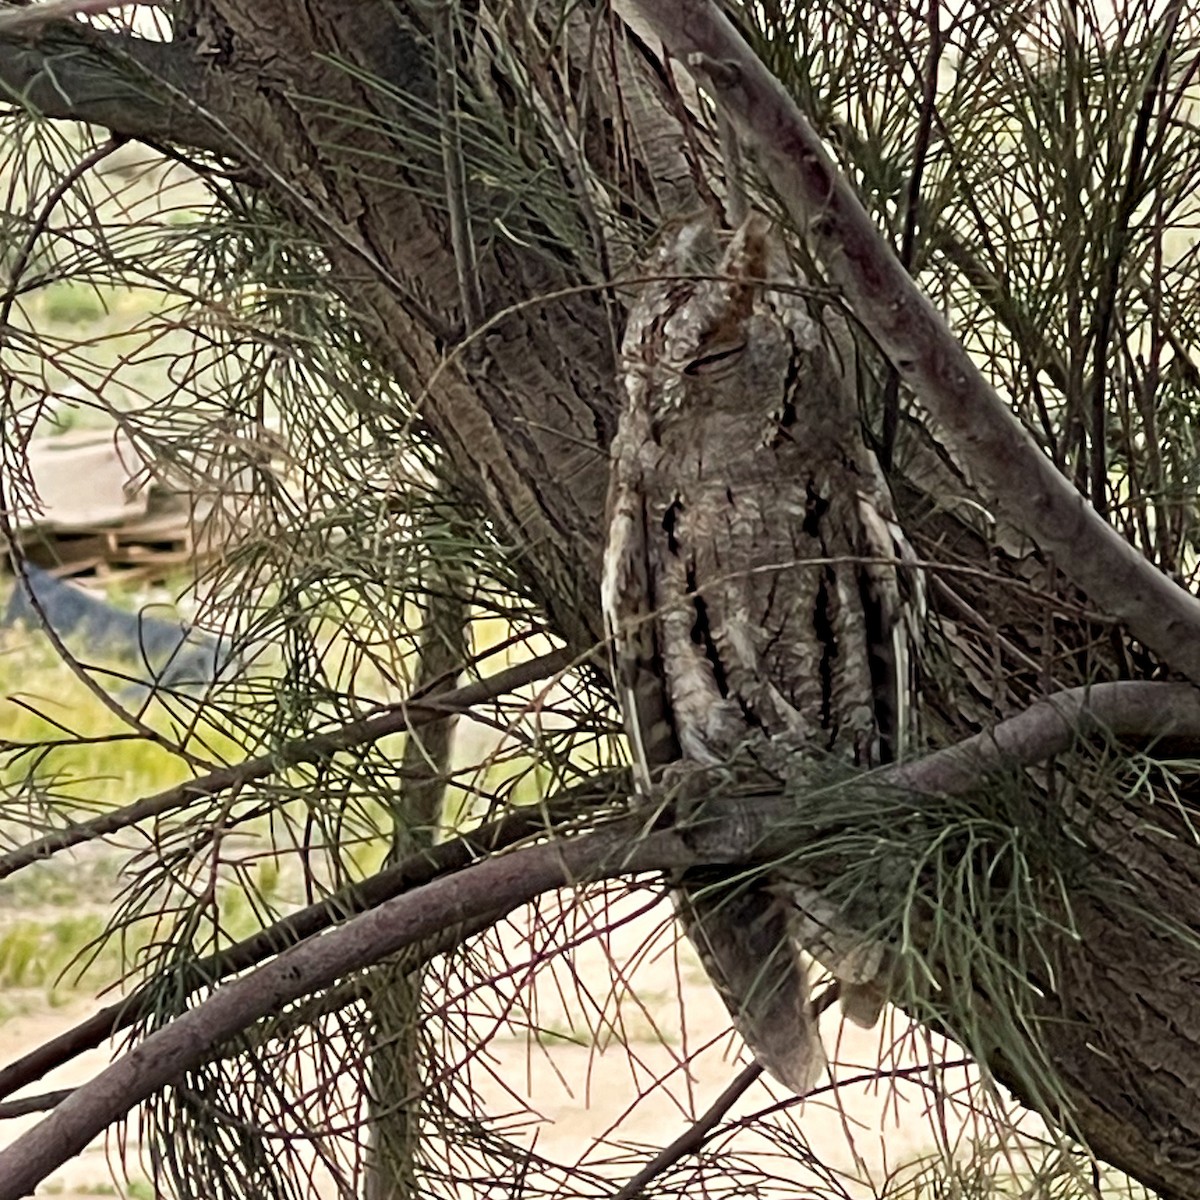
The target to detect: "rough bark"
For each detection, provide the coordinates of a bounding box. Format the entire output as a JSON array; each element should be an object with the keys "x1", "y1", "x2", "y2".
[{"x1": 3, "y1": 4, "x2": 1200, "y2": 1197}]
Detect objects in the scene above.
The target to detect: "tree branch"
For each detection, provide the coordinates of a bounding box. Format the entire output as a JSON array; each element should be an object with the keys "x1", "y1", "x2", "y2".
[
  {"x1": 0, "y1": 25, "x2": 231, "y2": 154},
  {"x1": 613, "y1": 1062, "x2": 764, "y2": 1200},
  {"x1": 0, "y1": 1090, "x2": 73, "y2": 1121},
  {"x1": 613, "y1": 988, "x2": 841, "y2": 1200},
  {"x1": 0, "y1": 648, "x2": 571, "y2": 881},
  {"x1": 0, "y1": 776, "x2": 616, "y2": 1104},
  {"x1": 627, "y1": 0, "x2": 1200, "y2": 686},
  {"x1": 0, "y1": 679, "x2": 1196, "y2": 1196},
  {"x1": 0, "y1": 810, "x2": 684, "y2": 1199},
  {"x1": 2, "y1": 676, "x2": 1181, "y2": 1103},
  {"x1": 886, "y1": 680, "x2": 1200, "y2": 793}
]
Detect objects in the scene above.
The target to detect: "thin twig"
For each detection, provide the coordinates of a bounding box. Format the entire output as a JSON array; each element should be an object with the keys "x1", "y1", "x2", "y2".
[
  {"x1": 0, "y1": 1090, "x2": 73, "y2": 1121},
  {"x1": 612, "y1": 985, "x2": 842, "y2": 1199},
  {"x1": 0, "y1": 648, "x2": 571, "y2": 881},
  {"x1": 613, "y1": 1063, "x2": 762, "y2": 1200}
]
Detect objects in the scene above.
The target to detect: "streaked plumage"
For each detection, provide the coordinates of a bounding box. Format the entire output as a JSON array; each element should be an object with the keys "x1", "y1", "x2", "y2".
[{"x1": 602, "y1": 214, "x2": 919, "y2": 1093}]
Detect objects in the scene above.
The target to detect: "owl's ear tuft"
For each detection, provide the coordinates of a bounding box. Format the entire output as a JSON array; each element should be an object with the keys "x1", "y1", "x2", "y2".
[
  {"x1": 716, "y1": 212, "x2": 788, "y2": 323},
  {"x1": 721, "y1": 212, "x2": 775, "y2": 281}
]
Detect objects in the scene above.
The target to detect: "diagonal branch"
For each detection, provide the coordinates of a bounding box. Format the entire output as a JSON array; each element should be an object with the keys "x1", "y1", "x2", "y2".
[
  {"x1": 0, "y1": 776, "x2": 617, "y2": 1104},
  {"x1": 0, "y1": 25, "x2": 231, "y2": 154},
  {"x1": 885, "y1": 680, "x2": 1200, "y2": 792},
  {"x1": 1, "y1": 679, "x2": 1197, "y2": 1197},
  {"x1": 0, "y1": 809, "x2": 682, "y2": 1200},
  {"x1": 626, "y1": 0, "x2": 1200, "y2": 686},
  {"x1": 612, "y1": 1062, "x2": 765, "y2": 1200},
  {"x1": 0, "y1": 648, "x2": 571, "y2": 881},
  {"x1": 2, "y1": 678, "x2": 1182, "y2": 1102},
  {"x1": 613, "y1": 986, "x2": 839, "y2": 1200}
]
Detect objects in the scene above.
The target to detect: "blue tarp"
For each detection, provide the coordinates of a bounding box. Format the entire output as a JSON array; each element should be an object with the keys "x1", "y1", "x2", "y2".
[{"x1": 2, "y1": 564, "x2": 240, "y2": 697}]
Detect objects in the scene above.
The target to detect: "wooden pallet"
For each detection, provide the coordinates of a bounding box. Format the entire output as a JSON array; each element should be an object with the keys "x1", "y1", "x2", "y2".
[{"x1": 11, "y1": 432, "x2": 221, "y2": 586}]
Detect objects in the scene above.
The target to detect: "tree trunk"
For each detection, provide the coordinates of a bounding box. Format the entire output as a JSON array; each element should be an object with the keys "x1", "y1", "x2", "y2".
[
  {"x1": 365, "y1": 530, "x2": 469, "y2": 1200},
  {"x1": 6, "y1": 3, "x2": 1200, "y2": 1196}
]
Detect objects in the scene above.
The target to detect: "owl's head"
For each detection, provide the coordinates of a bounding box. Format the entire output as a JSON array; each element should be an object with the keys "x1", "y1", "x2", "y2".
[{"x1": 622, "y1": 214, "x2": 819, "y2": 420}]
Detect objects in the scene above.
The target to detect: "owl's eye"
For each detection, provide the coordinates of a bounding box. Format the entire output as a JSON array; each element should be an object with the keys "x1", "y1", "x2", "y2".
[{"x1": 684, "y1": 341, "x2": 747, "y2": 376}]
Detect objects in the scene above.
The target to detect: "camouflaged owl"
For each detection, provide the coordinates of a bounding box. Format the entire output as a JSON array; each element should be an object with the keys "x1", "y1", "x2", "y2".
[{"x1": 602, "y1": 213, "x2": 918, "y2": 1092}]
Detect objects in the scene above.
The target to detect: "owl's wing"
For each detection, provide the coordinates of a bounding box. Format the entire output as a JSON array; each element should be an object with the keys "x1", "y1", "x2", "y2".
[
  {"x1": 601, "y1": 402, "x2": 676, "y2": 794},
  {"x1": 816, "y1": 476, "x2": 922, "y2": 1029},
  {"x1": 856, "y1": 477, "x2": 924, "y2": 764}
]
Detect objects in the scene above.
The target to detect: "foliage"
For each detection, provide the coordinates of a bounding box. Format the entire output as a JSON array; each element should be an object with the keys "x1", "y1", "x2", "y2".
[{"x1": 0, "y1": 0, "x2": 1198, "y2": 1198}]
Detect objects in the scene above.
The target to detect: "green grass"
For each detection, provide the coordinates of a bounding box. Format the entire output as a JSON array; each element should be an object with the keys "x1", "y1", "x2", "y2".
[
  {"x1": 35, "y1": 1181, "x2": 155, "y2": 1199},
  {"x1": 0, "y1": 615, "x2": 558, "y2": 995},
  {"x1": 0, "y1": 913, "x2": 114, "y2": 990},
  {"x1": 38, "y1": 280, "x2": 110, "y2": 325},
  {"x1": 0, "y1": 631, "x2": 255, "y2": 993},
  {"x1": 0, "y1": 639, "x2": 229, "y2": 801}
]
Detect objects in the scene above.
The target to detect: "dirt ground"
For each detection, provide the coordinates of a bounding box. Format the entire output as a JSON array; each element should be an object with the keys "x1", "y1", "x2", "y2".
[{"x1": 1, "y1": 891, "x2": 999, "y2": 1198}]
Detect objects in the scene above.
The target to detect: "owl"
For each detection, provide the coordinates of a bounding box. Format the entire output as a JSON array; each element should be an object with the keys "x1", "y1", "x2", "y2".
[{"x1": 602, "y1": 213, "x2": 917, "y2": 1094}]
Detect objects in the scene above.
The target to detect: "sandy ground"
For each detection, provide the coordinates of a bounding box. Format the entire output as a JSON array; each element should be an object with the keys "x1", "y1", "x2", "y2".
[
  {"x1": 2, "y1": 995, "x2": 134, "y2": 1196},
  {"x1": 0, "y1": 891, "x2": 1010, "y2": 1199}
]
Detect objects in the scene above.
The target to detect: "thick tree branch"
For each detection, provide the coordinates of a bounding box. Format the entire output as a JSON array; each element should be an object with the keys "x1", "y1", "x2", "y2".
[
  {"x1": 0, "y1": 811, "x2": 684, "y2": 1200},
  {"x1": 627, "y1": 0, "x2": 1200, "y2": 685},
  {"x1": 887, "y1": 680, "x2": 1200, "y2": 793},
  {"x1": 0, "y1": 776, "x2": 616, "y2": 1104},
  {"x1": 0, "y1": 648, "x2": 571, "y2": 881},
  {"x1": 1, "y1": 679, "x2": 1196, "y2": 1197},
  {"x1": 0, "y1": 26, "x2": 231, "y2": 154}
]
